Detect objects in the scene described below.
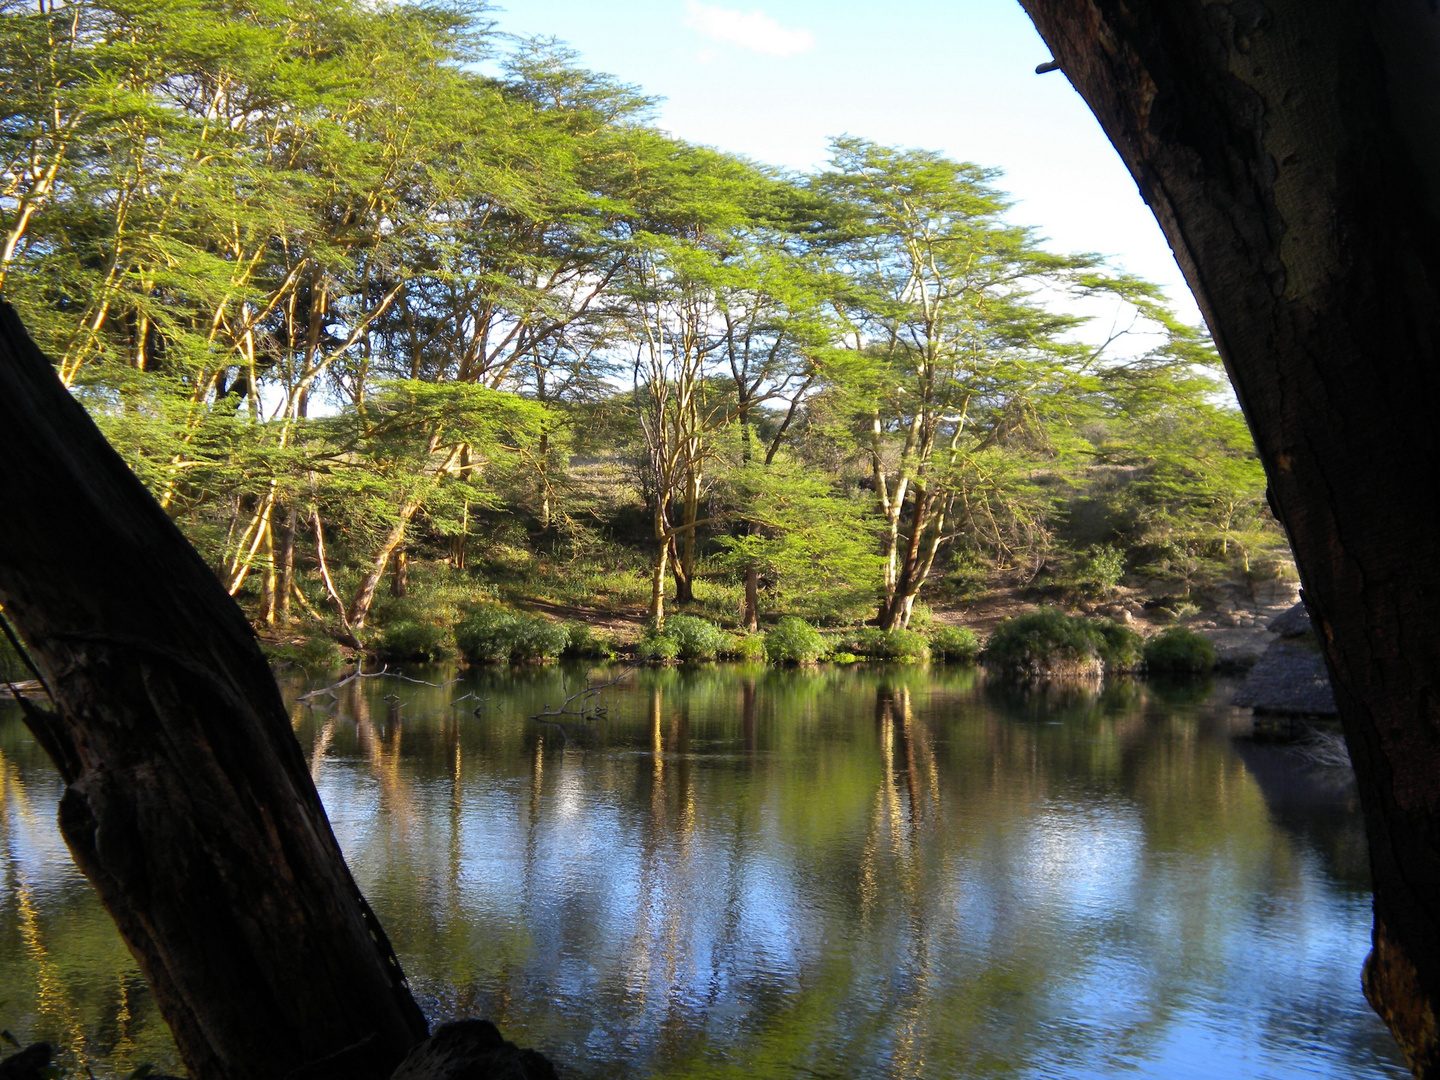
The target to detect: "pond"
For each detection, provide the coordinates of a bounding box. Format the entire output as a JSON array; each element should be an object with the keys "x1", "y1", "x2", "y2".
[{"x1": 0, "y1": 664, "x2": 1409, "y2": 1079}]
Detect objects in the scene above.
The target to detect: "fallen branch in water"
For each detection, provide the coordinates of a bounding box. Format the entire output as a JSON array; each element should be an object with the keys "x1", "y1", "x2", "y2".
[
  {"x1": 529, "y1": 666, "x2": 633, "y2": 745},
  {"x1": 299, "y1": 663, "x2": 460, "y2": 704}
]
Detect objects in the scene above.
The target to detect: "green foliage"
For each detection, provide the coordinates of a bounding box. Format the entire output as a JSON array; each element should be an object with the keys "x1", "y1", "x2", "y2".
[
  {"x1": 0, "y1": 0, "x2": 1281, "y2": 639},
  {"x1": 644, "y1": 614, "x2": 728, "y2": 662},
  {"x1": 719, "y1": 633, "x2": 767, "y2": 662},
  {"x1": 455, "y1": 607, "x2": 568, "y2": 665},
  {"x1": 264, "y1": 636, "x2": 344, "y2": 673},
  {"x1": 764, "y1": 616, "x2": 827, "y2": 664},
  {"x1": 982, "y1": 609, "x2": 1103, "y2": 678},
  {"x1": 635, "y1": 633, "x2": 681, "y2": 662},
  {"x1": 1070, "y1": 544, "x2": 1127, "y2": 597},
  {"x1": 929, "y1": 625, "x2": 981, "y2": 664},
  {"x1": 842, "y1": 626, "x2": 930, "y2": 662},
  {"x1": 1143, "y1": 627, "x2": 1217, "y2": 673},
  {"x1": 562, "y1": 623, "x2": 615, "y2": 659},
  {"x1": 1090, "y1": 618, "x2": 1144, "y2": 672},
  {"x1": 376, "y1": 621, "x2": 450, "y2": 663}
]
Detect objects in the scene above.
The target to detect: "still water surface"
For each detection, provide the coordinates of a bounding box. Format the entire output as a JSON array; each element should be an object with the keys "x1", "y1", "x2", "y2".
[{"x1": 0, "y1": 665, "x2": 1409, "y2": 1078}]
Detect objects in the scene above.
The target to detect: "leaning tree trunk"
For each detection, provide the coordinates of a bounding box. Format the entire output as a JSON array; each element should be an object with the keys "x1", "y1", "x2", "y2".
[
  {"x1": 0, "y1": 302, "x2": 428, "y2": 1078},
  {"x1": 1014, "y1": 1, "x2": 1440, "y2": 1072}
]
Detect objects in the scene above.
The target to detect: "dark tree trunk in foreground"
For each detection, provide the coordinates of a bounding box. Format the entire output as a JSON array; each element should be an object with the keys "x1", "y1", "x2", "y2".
[
  {"x1": 1015, "y1": 1, "x2": 1440, "y2": 1072},
  {"x1": 0, "y1": 302, "x2": 428, "y2": 1078}
]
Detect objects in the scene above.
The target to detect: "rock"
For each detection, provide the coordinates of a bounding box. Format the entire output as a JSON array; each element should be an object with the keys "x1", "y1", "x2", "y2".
[
  {"x1": 0, "y1": 1044, "x2": 52, "y2": 1080},
  {"x1": 1268, "y1": 601, "x2": 1314, "y2": 637},
  {"x1": 389, "y1": 1021, "x2": 558, "y2": 1080},
  {"x1": 1233, "y1": 636, "x2": 1337, "y2": 716}
]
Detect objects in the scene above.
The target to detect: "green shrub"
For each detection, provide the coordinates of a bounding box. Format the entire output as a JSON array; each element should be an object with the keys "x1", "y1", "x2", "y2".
[
  {"x1": 982, "y1": 608, "x2": 1104, "y2": 678},
  {"x1": 509, "y1": 615, "x2": 570, "y2": 662},
  {"x1": 1090, "y1": 617, "x2": 1144, "y2": 672},
  {"x1": 1143, "y1": 626, "x2": 1217, "y2": 673},
  {"x1": 562, "y1": 622, "x2": 615, "y2": 659},
  {"x1": 661, "y1": 614, "x2": 728, "y2": 660},
  {"x1": 842, "y1": 626, "x2": 930, "y2": 661},
  {"x1": 376, "y1": 620, "x2": 450, "y2": 663},
  {"x1": 764, "y1": 616, "x2": 827, "y2": 664},
  {"x1": 930, "y1": 625, "x2": 980, "y2": 664},
  {"x1": 1071, "y1": 543, "x2": 1126, "y2": 597},
  {"x1": 907, "y1": 602, "x2": 935, "y2": 630},
  {"x1": 636, "y1": 633, "x2": 681, "y2": 662},
  {"x1": 828, "y1": 651, "x2": 859, "y2": 664},
  {"x1": 455, "y1": 607, "x2": 567, "y2": 664},
  {"x1": 264, "y1": 635, "x2": 343, "y2": 673},
  {"x1": 719, "y1": 632, "x2": 767, "y2": 662}
]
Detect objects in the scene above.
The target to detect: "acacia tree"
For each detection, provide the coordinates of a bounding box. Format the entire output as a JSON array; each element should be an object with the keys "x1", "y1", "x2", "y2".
[
  {"x1": 1016, "y1": 1, "x2": 1440, "y2": 1072},
  {"x1": 813, "y1": 139, "x2": 1092, "y2": 627}
]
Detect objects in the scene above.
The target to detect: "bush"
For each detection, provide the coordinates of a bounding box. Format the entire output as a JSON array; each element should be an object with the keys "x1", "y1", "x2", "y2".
[
  {"x1": 930, "y1": 625, "x2": 980, "y2": 664},
  {"x1": 455, "y1": 607, "x2": 567, "y2": 664},
  {"x1": 1071, "y1": 543, "x2": 1126, "y2": 597},
  {"x1": 662, "y1": 614, "x2": 728, "y2": 660},
  {"x1": 636, "y1": 633, "x2": 681, "y2": 662},
  {"x1": 828, "y1": 651, "x2": 859, "y2": 664},
  {"x1": 1143, "y1": 626, "x2": 1217, "y2": 673},
  {"x1": 764, "y1": 616, "x2": 827, "y2": 664},
  {"x1": 982, "y1": 608, "x2": 1104, "y2": 679},
  {"x1": 376, "y1": 620, "x2": 450, "y2": 663},
  {"x1": 1090, "y1": 617, "x2": 1144, "y2": 672},
  {"x1": 719, "y1": 632, "x2": 767, "y2": 662},
  {"x1": 842, "y1": 626, "x2": 930, "y2": 662},
  {"x1": 562, "y1": 622, "x2": 615, "y2": 659},
  {"x1": 264, "y1": 635, "x2": 343, "y2": 673},
  {"x1": 636, "y1": 614, "x2": 727, "y2": 662}
]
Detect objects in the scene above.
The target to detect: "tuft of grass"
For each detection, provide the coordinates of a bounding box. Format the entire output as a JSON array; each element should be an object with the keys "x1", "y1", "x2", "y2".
[
  {"x1": 982, "y1": 608, "x2": 1104, "y2": 679},
  {"x1": 455, "y1": 607, "x2": 568, "y2": 664},
  {"x1": 764, "y1": 616, "x2": 827, "y2": 664},
  {"x1": 840, "y1": 626, "x2": 930, "y2": 662},
  {"x1": 376, "y1": 620, "x2": 450, "y2": 663},
  {"x1": 929, "y1": 625, "x2": 980, "y2": 664},
  {"x1": 1143, "y1": 626, "x2": 1216, "y2": 673},
  {"x1": 1090, "y1": 617, "x2": 1144, "y2": 673}
]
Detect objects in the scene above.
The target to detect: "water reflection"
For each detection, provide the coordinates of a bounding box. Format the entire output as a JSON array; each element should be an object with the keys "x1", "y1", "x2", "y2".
[{"x1": 0, "y1": 666, "x2": 1409, "y2": 1079}]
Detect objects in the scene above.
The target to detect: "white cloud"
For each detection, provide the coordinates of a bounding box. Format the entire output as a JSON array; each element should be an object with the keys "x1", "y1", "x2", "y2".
[{"x1": 684, "y1": 1, "x2": 816, "y2": 57}]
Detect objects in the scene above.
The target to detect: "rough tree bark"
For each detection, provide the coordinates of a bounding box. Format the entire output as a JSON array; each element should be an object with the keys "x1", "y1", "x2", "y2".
[
  {"x1": 1013, "y1": 1, "x2": 1440, "y2": 1072},
  {"x1": 0, "y1": 301, "x2": 429, "y2": 1078}
]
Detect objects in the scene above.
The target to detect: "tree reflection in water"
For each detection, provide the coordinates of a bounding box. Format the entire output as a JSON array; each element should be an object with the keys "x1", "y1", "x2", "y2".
[{"x1": 0, "y1": 665, "x2": 1409, "y2": 1079}]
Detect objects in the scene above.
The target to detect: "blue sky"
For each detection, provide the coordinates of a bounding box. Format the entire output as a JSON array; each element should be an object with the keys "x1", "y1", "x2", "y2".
[{"x1": 487, "y1": 0, "x2": 1202, "y2": 323}]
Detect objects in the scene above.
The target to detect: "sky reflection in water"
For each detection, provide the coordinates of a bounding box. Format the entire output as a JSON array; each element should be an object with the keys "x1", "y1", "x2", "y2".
[{"x1": 0, "y1": 665, "x2": 1410, "y2": 1079}]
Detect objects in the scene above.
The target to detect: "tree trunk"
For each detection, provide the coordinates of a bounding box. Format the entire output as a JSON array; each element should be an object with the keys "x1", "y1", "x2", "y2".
[
  {"x1": 1015, "y1": 2, "x2": 1440, "y2": 1071},
  {"x1": 349, "y1": 504, "x2": 419, "y2": 630},
  {"x1": 0, "y1": 303, "x2": 427, "y2": 1079},
  {"x1": 276, "y1": 505, "x2": 297, "y2": 624},
  {"x1": 390, "y1": 550, "x2": 408, "y2": 599},
  {"x1": 743, "y1": 566, "x2": 759, "y2": 633},
  {"x1": 649, "y1": 533, "x2": 669, "y2": 627}
]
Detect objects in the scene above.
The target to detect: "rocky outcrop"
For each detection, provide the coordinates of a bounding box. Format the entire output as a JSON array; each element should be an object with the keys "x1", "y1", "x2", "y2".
[{"x1": 1232, "y1": 602, "x2": 1338, "y2": 716}]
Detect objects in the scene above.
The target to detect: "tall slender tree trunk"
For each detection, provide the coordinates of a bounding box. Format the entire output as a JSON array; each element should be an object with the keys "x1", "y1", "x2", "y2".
[
  {"x1": 743, "y1": 566, "x2": 760, "y2": 633},
  {"x1": 390, "y1": 550, "x2": 409, "y2": 599},
  {"x1": 276, "y1": 505, "x2": 297, "y2": 624},
  {"x1": 649, "y1": 534, "x2": 669, "y2": 627},
  {"x1": 0, "y1": 304, "x2": 427, "y2": 1080},
  {"x1": 349, "y1": 504, "x2": 420, "y2": 630},
  {"x1": 1016, "y1": 2, "x2": 1440, "y2": 1072}
]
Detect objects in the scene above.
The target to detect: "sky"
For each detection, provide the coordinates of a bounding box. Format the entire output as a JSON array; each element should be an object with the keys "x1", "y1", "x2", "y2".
[{"x1": 485, "y1": 0, "x2": 1203, "y2": 325}]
